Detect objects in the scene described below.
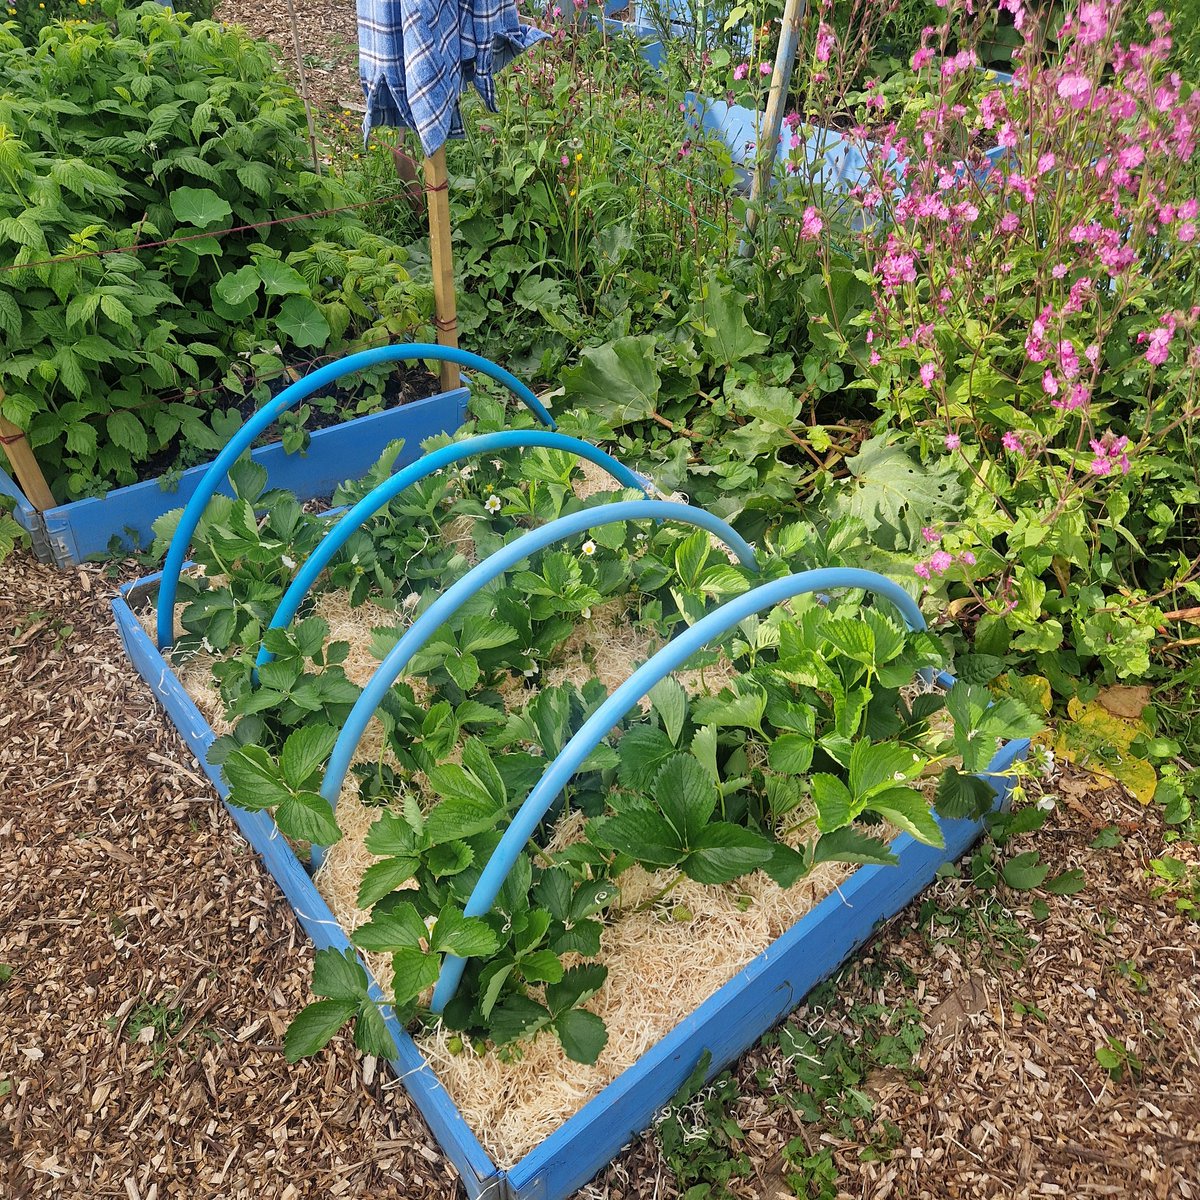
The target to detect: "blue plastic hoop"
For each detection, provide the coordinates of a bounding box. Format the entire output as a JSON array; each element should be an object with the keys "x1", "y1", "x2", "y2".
[
  {"x1": 429, "y1": 567, "x2": 924, "y2": 1011},
  {"x1": 313, "y1": 500, "x2": 760, "y2": 869},
  {"x1": 156, "y1": 345, "x2": 556, "y2": 649},
  {"x1": 253, "y1": 432, "x2": 650, "y2": 676}
]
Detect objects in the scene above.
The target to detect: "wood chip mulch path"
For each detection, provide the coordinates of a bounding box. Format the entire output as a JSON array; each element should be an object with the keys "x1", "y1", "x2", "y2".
[
  {"x1": 2, "y1": 549, "x2": 1198, "y2": 1199},
  {"x1": 1, "y1": 554, "x2": 451, "y2": 1199}
]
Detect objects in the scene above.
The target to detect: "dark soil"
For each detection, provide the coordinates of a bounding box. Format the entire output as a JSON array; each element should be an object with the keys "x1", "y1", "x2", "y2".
[{"x1": 132, "y1": 360, "x2": 444, "y2": 488}]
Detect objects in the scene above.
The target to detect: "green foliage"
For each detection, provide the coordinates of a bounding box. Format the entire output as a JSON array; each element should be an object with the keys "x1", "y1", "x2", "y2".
[
  {"x1": 0, "y1": 2, "x2": 427, "y2": 498},
  {"x1": 0, "y1": 496, "x2": 27, "y2": 564}
]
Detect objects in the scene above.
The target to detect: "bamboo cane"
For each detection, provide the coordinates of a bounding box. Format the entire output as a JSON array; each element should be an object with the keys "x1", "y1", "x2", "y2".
[
  {"x1": 283, "y1": 0, "x2": 323, "y2": 175},
  {"x1": 423, "y1": 146, "x2": 461, "y2": 392},
  {"x1": 742, "y1": 0, "x2": 808, "y2": 245},
  {"x1": 0, "y1": 391, "x2": 57, "y2": 511}
]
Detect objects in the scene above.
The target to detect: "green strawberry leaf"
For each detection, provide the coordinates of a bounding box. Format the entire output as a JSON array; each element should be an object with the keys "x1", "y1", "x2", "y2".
[{"x1": 284, "y1": 998, "x2": 358, "y2": 1062}]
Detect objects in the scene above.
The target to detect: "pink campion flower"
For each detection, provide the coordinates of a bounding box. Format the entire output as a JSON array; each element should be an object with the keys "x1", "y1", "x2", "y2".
[
  {"x1": 1090, "y1": 433, "x2": 1132, "y2": 475},
  {"x1": 1145, "y1": 319, "x2": 1175, "y2": 365},
  {"x1": 945, "y1": 433, "x2": 961, "y2": 450},
  {"x1": 998, "y1": 122, "x2": 1019, "y2": 149},
  {"x1": 815, "y1": 22, "x2": 835, "y2": 64},
  {"x1": 1085, "y1": 343, "x2": 1100, "y2": 365},
  {"x1": 1118, "y1": 145, "x2": 1145, "y2": 170},
  {"x1": 1180, "y1": 222, "x2": 1197, "y2": 242},
  {"x1": 1002, "y1": 431, "x2": 1024, "y2": 453},
  {"x1": 921, "y1": 526, "x2": 940, "y2": 544},
  {"x1": 914, "y1": 561, "x2": 932, "y2": 580},
  {"x1": 1075, "y1": 1, "x2": 1108, "y2": 44},
  {"x1": 999, "y1": 212, "x2": 1020, "y2": 233},
  {"x1": 1059, "y1": 340, "x2": 1080, "y2": 380},
  {"x1": 1043, "y1": 370, "x2": 1059, "y2": 396},
  {"x1": 1180, "y1": 199, "x2": 1199, "y2": 219},
  {"x1": 920, "y1": 362, "x2": 937, "y2": 388},
  {"x1": 733, "y1": 62, "x2": 749, "y2": 80},
  {"x1": 930, "y1": 550, "x2": 954, "y2": 573},
  {"x1": 1036, "y1": 152, "x2": 1057, "y2": 176},
  {"x1": 911, "y1": 47, "x2": 934, "y2": 70},
  {"x1": 789, "y1": 133, "x2": 801, "y2": 150},
  {"x1": 959, "y1": 551, "x2": 977, "y2": 566},
  {"x1": 759, "y1": 62, "x2": 772, "y2": 76},
  {"x1": 1057, "y1": 74, "x2": 1093, "y2": 108},
  {"x1": 880, "y1": 250, "x2": 917, "y2": 290},
  {"x1": 1052, "y1": 263, "x2": 1068, "y2": 279},
  {"x1": 869, "y1": 351, "x2": 881, "y2": 365},
  {"x1": 561, "y1": 155, "x2": 569, "y2": 166},
  {"x1": 980, "y1": 91, "x2": 1008, "y2": 130},
  {"x1": 800, "y1": 206, "x2": 824, "y2": 240}
]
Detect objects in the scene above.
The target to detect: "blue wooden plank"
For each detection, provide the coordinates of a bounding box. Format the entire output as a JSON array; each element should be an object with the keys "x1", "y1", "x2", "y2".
[
  {"x1": 0, "y1": 463, "x2": 40, "y2": 535},
  {"x1": 508, "y1": 740, "x2": 1028, "y2": 1200},
  {"x1": 44, "y1": 387, "x2": 469, "y2": 566},
  {"x1": 112, "y1": 587, "x2": 503, "y2": 1200}
]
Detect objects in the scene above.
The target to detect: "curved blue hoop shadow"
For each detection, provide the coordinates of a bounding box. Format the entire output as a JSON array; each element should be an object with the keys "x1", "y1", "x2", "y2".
[
  {"x1": 429, "y1": 567, "x2": 924, "y2": 1012},
  {"x1": 313, "y1": 500, "x2": 760, "y2": 867},
  {"x1": 156, "y1": 345, "x2": 556, "y2": 649},
  {"x1": 253, "y1": 432, "x2": 650, "y2": 676}
]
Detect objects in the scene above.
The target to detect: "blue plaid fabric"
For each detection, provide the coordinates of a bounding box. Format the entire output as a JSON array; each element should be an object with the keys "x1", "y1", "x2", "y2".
[{"x1": 358, "y1": 0, "x2": 547, "y2": 157}]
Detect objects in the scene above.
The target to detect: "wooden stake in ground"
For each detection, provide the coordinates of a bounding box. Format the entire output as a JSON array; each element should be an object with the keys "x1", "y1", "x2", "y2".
[
  {"x1": 283, "y1": 0, "x2": 323, "y2": 175},
  {"x1": 423, "y1": 146, "x2": 461, "y2": 392},
  {"x1": 742, "y1": 0, "x2": 808, "y2": 245},
  {"x1": 0, "y1": 390, "x2": 56, "y2": 511}
]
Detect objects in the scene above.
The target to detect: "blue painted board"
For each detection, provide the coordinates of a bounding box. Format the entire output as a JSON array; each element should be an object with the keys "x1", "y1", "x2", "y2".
[
  {"x1": 0, "y1": 461, "x2": 40, "y2": 536},
  {"x1": 114, "y1": 568, "x2": 1026, "y2": 1200},
  {"x1": 112, "y1": 581, "x2": 505, "y2": 1200},
  {"x1": 33, "y1": 386, "x2": 468, "y2": 568},
  {"x1": 507, "y1": 740, "x2": 1026, "y2": 1199}
]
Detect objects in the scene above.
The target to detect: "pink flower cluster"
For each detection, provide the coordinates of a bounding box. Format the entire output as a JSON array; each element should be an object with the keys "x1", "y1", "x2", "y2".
[
  {"x1": 1088, "y1": 432, "x2": 1131, "y2": 476},
  {"x1": 913, "y1": 547, "x2": 976, "y2": 580},
  {"x1": 1143, "y1": 314, "x2": 1176, "y2": 365}
]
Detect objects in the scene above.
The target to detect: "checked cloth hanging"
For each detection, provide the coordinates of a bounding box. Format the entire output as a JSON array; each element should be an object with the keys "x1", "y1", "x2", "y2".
[{"x1": 358, "y1": 0, "x2": 547, "y2": 157}]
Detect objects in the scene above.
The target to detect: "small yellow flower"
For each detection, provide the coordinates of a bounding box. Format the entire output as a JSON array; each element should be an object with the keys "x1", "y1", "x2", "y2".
[
  {"x1": 569, "y1": 187, "x2": 577, "y2": 197},
  {"x1": 575, "y1": 152, "x2": 583, "y2": 162}
]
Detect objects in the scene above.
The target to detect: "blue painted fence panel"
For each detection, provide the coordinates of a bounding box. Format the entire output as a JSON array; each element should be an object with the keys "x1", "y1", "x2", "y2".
[
  {"x1": 114, "y1": 554, "x2": 1027, "y2": 1199},
  {"x1": 29, "y1": 387, "x2": 468, "y2": 567}
]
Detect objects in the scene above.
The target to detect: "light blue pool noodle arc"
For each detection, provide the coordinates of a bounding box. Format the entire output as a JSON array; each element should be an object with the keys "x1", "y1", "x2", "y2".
[
  {"x1": 314, "y1": 500, "x2": 759, "y2": 865},
  {"x1": 430, "y1": 567, "x2": 924, "y2": 1012},
  {"x1": 155, "y1": 344, "x2": 556, "y2": 650},
  {"x1": 253, "y1": 431, "x2": 651, "y2": 675}
]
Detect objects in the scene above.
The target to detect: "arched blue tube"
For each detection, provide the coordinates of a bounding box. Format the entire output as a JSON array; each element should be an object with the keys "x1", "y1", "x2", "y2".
[
  {"x1": 254, "y1": 432, "x2": 650, "y2": 675},
  {"x1": 156, "y1": 345, "x2": 556, "y2": 649},
  {"x1": 429, "y1": 567, "x2": 924, "y2": 1012},
  {"x1": 314, "y1": 501, "x2": 759, "y2": 858}
]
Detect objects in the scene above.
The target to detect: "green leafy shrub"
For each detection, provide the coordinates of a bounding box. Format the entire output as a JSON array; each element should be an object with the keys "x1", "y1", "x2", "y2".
[{"x1": 0, "y1": 2, "x2": 429, "y2": 500}]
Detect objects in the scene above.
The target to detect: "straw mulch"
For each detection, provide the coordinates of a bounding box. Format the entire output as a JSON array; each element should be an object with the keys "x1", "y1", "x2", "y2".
[{"x1": 3, "y1": 548, "x2": 1198, "y2": 1199}]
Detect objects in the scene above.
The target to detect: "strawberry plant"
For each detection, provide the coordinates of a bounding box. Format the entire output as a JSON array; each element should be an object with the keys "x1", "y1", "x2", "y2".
[{"x1": 160, "y1": 439, "x2": 1040, "y2": 1067}]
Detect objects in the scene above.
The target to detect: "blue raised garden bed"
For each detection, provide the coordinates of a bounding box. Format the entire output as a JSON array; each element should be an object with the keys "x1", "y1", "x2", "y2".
[
  {"x1": 113, "y1": 550, "x2": 1029, "y2": 1198},
  {"x1": 0, "y1": 384, "x2": 471, "y2": 568}
]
